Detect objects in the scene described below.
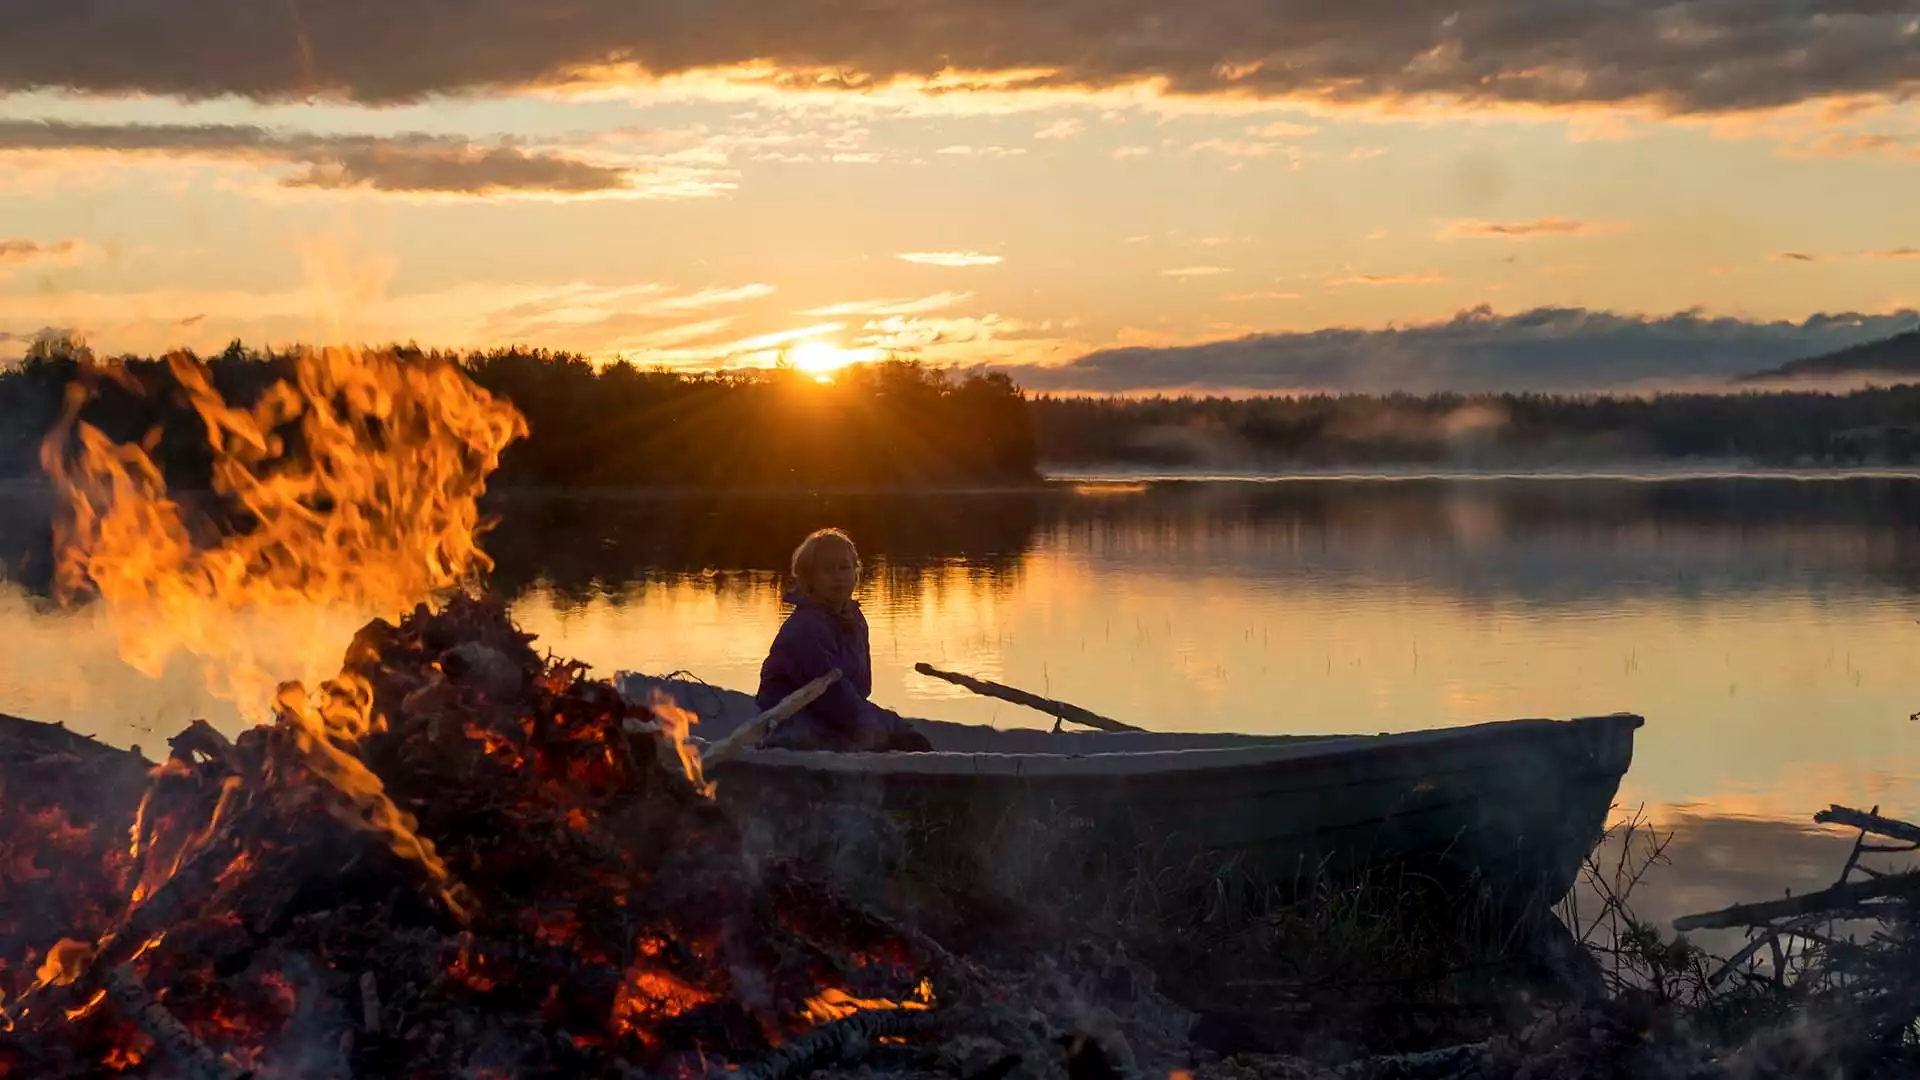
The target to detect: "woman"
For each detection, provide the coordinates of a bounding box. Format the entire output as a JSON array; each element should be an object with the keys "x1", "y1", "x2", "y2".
[{"x1": 755, "y1": 529, "x2": 933, "y2": 752}]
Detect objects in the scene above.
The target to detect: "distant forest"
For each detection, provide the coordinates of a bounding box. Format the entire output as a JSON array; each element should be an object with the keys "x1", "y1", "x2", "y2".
[
  {"x1": 1031, "y1": 387, "x2": 1920, "y2": 469},
  {"x1": 7, "y1": 336, "x2": 1920, "y2": 486},
  {"x1": 0, "y1": 338, "x2": 1039, "y2": 489}
]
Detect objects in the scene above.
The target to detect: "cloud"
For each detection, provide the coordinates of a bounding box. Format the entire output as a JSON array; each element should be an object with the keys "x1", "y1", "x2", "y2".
[
  {"x1": 897, "y1": 251, "x2": 1003, "y2": 267},
  {"x1": 935, "y1": 145, "x2": 1027, "y2": 158},
  {"x1": 1249, "y1": 121, "x2": 1320, "y2": 138},
  {"x1": 1161, "y1": 266, "x2": 1232, "y2": 278},
  {"x1": 801, "y1": 291, "x2": 974, "y2": 316},
  {"x1": 1034, "y1": 118, "x2": 1084, "y2": 140},
  {"x1": 1190, "y1": 137, "x2": 1307, "y2": 161},
  {"x1": 1438, "y1": 217, "x2": 1625, "y2": 240},
  {"x1": 1113, "y1": 146, "x2": 1152, "y2": 158},
  {"x1": 0, "y1": 279, "x2": 779, "y2": 363},
  {"x1": 1012, "y1": 304, "x2": 1920, "y2": 394},
  {"x1": 1329, "y1": 272, "x2": 1448, "y2": 286},
  {"x1": 1773, "y1": 246, "x2": 1920, "y2": 263},
  {"x1": 1224, "y1": 291, "x2": 1303, "y2": 301},
  {"x1": 852, "y1": 313, "x2": 1030, "y2": 352},
  {"x1": 0, "y1": 238, "x2": 93, "y2": 269},
  {"x1": 3, "y1": 2, "x2": 1916, "y2": 116},
  {"x1": 0, "y1": 119, "x2": 706, "y2": 199},
  {"x1": 1778, "y1": 131, "x2": 1920, "y2": 159}
]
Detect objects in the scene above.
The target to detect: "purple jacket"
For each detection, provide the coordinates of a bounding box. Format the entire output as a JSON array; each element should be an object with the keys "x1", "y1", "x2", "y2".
[{"x1": 755, "y1": 591, "x2": 877, "y2": 743}]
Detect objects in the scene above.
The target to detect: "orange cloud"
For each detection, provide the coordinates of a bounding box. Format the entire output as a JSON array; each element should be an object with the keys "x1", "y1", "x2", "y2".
[
  {"x1": 1328, "y1": 272, "x2": 1448, "y2": 286},
  {"x1": 0, "y1": 119, "x2": 721, "y2": 200},
  {"x1": 0, "y1": 238, "x2": 94, "y2": 269},
  {"x1": 801, "y1": 292, "x2": 974, "y2": 316},
  {"x1": 1771, "y1": 247, "x2": 1920, "y2": 263},
  {"x1": 935, "y1": 144, "x2": 1026, "y2": 158},
  {"x1": 896, "y1": 251, "x2": 1003, "y2": 267},
  {"x1": 1438, "y1": 217, "x2": 1625, "y2": 240},
  {"x1": 8, "y1": 1, "x2": 1916, "y2": 118},
  {"x1": 1778, "y1": 132, "x2": 1920, "y2": 160}
]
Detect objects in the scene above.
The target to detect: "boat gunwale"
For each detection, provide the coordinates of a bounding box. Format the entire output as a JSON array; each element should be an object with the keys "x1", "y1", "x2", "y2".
[{"x1": 714, "y1": 711, "x2": 1644, "y2": 781}]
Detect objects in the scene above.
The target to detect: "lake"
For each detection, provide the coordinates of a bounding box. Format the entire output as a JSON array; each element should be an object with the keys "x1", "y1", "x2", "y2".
[{"x1": 6, "y1": 472, "x2": 1920, "y2": 936}]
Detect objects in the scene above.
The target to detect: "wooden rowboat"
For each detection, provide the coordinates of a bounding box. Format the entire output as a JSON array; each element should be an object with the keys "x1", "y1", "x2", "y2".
[{"x1": 617, "y1": 673, "x2": 1643, "y2": 918}]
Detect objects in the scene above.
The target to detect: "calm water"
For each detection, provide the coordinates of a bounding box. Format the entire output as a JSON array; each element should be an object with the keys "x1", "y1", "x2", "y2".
[{"x1": 6, "y1": 474, "x2": 1920, "y2": 932}]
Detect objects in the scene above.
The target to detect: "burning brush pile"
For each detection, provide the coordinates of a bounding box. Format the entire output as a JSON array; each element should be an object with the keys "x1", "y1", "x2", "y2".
[
  {"x1": 0, "y1": 345, "x2": 1198, "y2": 1080},
  {"x1": 1, "y1": 594, "x2": 947, "y2": 1079}
]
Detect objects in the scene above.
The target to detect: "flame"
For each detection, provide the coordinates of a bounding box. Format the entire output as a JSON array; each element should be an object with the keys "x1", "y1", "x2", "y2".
[
  {"x1": 798, "y1": 978, "x2": 934, "y2": 1026},
  {"x1": 646, "y1": 691, "x2": 711, "y2": 796},
  {"x1": 612, "y1": 966, "x2": 715, "y2": 1047},
  {"x1": 65, "y1": 989, "x2": 108, "y2": 1021},
  {"x1": 32, "y1": 938, "x2": 94, "y2": 988},
  {"x1": 41, "y1": 346, "x2": 524, "y2": 910},
  {"x1": 130, "y1": 773, "x2": 242, "y2": 906}
]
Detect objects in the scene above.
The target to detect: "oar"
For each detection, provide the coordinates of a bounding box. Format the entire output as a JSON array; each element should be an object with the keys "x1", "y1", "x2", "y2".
[
  {"x1": 699, "y1": 669, "x2": 843, "y2": 767},
  {"x1": 912, "y1": 663, "x2": 1143, "y2": 733}
]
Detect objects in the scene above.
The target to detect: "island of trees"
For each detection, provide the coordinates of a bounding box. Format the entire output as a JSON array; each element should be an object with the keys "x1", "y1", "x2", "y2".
[{"x1": 9, "y1": 334, "x2": 1920, "y2": 487}]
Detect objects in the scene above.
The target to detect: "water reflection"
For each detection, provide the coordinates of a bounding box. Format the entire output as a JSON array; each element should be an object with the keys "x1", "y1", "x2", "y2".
[{"x1": 5, "y1": 475, "x2": 1920, "y2": 926}]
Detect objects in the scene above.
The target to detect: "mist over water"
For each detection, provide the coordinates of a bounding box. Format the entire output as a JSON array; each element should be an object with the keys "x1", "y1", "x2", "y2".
[{"x1": 4, "y1": 473, "x2": 1919, "y2": 925}]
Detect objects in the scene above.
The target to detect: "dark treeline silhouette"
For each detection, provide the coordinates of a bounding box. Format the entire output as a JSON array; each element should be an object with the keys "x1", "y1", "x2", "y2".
[
  {"x1": 16, "y1": 334, "x2": 1920, "y2": 482},
  {"x1": 1031, "y1": 388, "x2": 1920, "y2": 468},
  {"x1": 0, "y1": 336, "x2": 1039, "y2": 490}
]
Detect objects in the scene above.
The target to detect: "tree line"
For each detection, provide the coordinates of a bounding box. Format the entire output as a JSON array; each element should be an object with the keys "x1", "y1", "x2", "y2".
[
  {"x1": 1030, "y1": 388, "x2": 1920, "y2": 469},
  {"x1": 0, "y1": 337, "x2": 1040, "y2": 489},
  {"x1": 9, "y1": 334, "x2": 1920, "y2": 486}
]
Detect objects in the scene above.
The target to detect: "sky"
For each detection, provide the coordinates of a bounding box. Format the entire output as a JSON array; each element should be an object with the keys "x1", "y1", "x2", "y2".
[{"x1": 1, "y1": 1, "x2": 1918, "y2": 393}]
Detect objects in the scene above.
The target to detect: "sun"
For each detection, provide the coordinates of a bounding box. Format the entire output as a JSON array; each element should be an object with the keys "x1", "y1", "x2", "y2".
[{"x1": 787, "y1": 340, "x2": 855, "y2": 377}]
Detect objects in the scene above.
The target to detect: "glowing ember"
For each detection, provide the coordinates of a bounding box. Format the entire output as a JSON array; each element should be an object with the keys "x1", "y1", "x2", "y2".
[
  {"x1": 1, "y1": 599, "x2": 937, "y2": 1077},
  {"x1": 800, "y1": 978, "x2": 936, "y2": 1025}
]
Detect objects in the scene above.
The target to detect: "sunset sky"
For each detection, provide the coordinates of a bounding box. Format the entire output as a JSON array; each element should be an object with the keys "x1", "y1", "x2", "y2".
[{"x1": 2, "y1": 2, "x2": 1918, "y2": 392}]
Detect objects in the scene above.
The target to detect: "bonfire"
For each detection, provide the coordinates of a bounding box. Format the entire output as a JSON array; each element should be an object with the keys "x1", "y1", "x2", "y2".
[
  {"x1": 1, "y1": 594, "x2": 949, "y2": 1079},
  {"x1": 1, "y1": 347, "x2": 949, "y2": 1079}
]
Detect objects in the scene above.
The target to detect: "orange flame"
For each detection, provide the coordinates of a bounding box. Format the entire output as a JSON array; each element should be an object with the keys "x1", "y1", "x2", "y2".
[
  {"x1": 32, "y1": 938, "x2": 95, "y2": 989},
  {"x1": 798, "y1": 978, "x2": 934, "y2": 1026},
  {"x1": 647, "y1": 692, "x2": 712, "y2": 797},
  {"x1": 41, "y1": 346, "x2": 525, "y2": 912}
]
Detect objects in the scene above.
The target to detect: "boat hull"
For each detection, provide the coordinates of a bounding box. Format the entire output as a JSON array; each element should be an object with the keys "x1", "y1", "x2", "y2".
[{"x1": 621, "y1": 674, "x2": 1642, "y2": 918}]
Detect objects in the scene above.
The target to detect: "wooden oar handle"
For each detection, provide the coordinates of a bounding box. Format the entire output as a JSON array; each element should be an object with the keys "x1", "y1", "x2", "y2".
[
  {"x1": 700, "y1": 669, "x2": 842, "y2": 766},
  {"x1": 913, "y1": 663, "x2": 1142, "y2": 733}
]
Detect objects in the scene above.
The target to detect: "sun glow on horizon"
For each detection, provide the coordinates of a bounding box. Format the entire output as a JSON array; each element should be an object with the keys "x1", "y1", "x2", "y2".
[{"x1": 786, "y1": 339, "x2": 866, "y2": 378}]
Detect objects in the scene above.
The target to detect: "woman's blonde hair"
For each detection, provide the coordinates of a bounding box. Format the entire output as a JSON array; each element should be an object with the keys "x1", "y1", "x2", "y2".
[{"x1": 790, "y1": 528, "x2": 861, "y2": 594}]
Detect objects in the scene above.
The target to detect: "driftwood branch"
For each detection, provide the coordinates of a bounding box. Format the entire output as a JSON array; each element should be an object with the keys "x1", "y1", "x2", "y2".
[
  {"x1": 912, "y1": 664, "x2": 1142, "y2": 734},
  {"x1": 720, "y1": 1008, "x2": 939, "y2": 1080},
  {"x1": 700, "y1": 669, "x2": 842, "y2": 767},
  {"x1": 1673, "y1": 869, "x2": 1920, "y2": 931},
  {"x1": 1815, "y1": 804, "x2": 1920, "y2": 847}
]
